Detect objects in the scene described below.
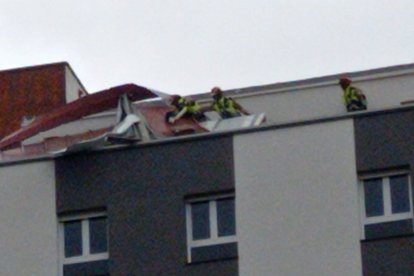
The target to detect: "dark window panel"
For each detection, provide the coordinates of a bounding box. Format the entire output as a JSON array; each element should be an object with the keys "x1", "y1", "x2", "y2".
[
  {"x1": 63, "y1": 260, "x2": 108, "y2": 276},
  {"x1": 364, "y1": 178, "x2": 384, "y2": 217},
  {"x1": 64, "y1": 220, "x2": 83, "y2": 258},
  {"x1": 365, "y1": 219, "x2": 413, "y2": 240},
  {"x1": 217, "y1": 198, "x2": 236, "y2": 237},
  {"x1": 390, "y1": 175, "x2": 410, "y2": 214},
  {"x1": 191, "y1": 242, "x2": 238, "y2": 263},
  {"x1": 89, "y1": 217, "x2": 108, "y2": 254},
  {"x1": 361, "y1": 235, "x2": 414, "y2": 276},
  {"x1": 191, "y1": 201, "x2": 210, "y2": 240}
]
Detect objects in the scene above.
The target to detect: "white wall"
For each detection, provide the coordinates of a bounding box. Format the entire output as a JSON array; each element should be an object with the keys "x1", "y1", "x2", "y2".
[
  {"x1": 236, "y1": 72, "x2": 414, "y2": 125},
  {"x1": 234, "y1": 119, "x2": 362, "y2": 276},
  {"x1": 0, "y1": 161, "x2": 58, "y2": 276},
  {"x1": 65, "y1": 65, "x2": 86, "y2": 103}
]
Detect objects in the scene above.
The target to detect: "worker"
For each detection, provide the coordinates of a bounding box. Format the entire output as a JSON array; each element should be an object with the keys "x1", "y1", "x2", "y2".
[
  {"x1": 210, "y1": 86, "x2": 249, "y2": 119},
  {"x1": 166, "y1": 95, "x2": 206, "y2": 124},
  {"x1": 339, "y1": 78, "x2": 367, "y2": 112}
]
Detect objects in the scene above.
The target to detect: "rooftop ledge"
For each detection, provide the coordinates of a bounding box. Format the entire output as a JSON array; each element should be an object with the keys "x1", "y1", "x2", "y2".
[{"x1": 1, "y1": 102, "x2": 413, "y2": 167}]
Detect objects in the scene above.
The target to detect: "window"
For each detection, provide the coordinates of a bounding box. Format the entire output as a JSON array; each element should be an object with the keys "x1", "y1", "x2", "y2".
[
  {"x1": 185, "y1": 194, "x2": 237, "y2": 263},
  {"x1": 59, "y1": 212, "x2": 109, "y2": 275},
  {"x1": 359, "y1": 172, "x2": 413, "y2": 239}
]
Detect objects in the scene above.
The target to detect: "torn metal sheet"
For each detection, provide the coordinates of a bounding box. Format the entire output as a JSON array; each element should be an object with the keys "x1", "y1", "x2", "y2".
[
  {"x1": 115, "y1": 94, "x2": 151, "y2": 141},
  {"x1": 112, "y1": 114, "x2": 140, "y2": 135},
  {"x1": 199, "y1": 113, "x2": 266, "y2": 132},
  {"x1": 51, "y1": 134, "x2": 108, "y2": 154}
]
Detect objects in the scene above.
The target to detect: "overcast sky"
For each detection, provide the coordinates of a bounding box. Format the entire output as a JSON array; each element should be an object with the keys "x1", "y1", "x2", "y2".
[{"x1": 1, "y1": 1, "x2": 414, "y2": 95}]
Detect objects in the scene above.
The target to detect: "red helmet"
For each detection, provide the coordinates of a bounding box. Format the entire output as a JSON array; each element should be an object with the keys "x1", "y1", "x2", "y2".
[
  {"x1": 211, "y1": 86, "x2": 222, "y2": 95},
  {"x1": 169, "y1": 95, "x2": 181, "y2": 105},
  {"x1": 339, "y1": 78, "x2": 352, "y2": 87}
]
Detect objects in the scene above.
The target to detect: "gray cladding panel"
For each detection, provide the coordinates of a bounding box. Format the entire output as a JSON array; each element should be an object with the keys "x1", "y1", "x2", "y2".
[
  {"x1": 55, "y1": 137, "x2": 237, "y2": 276},
  {"x1": 365, "y1": 219, "x2": 413, "y2": 240},
  {"x1": 191, "y1": 242, "x2": 238, "y2": 263},
  {"x1": 362, "y1": 236, "x2": 414, "y2": 276},
  {"x1": 63, "y1": 260, "x2": 108, "y2": 276},
  {"x1": 356, "y1": 110, "x2": 414, "y2": 275},
  {"x1": 354, "y1": 110, "x2": 414, "y2": 171}
]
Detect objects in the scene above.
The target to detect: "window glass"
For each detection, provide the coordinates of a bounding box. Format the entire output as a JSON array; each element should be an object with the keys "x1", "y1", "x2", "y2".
[
  {"x1": 390, "y1": 175, "x2": 410, "y2": 214},
  {"x1": 89, "y1": 217, "x2": 108, "y2": 254},
  {"x1": 64, "y1": 220, "x2": 83, "y2": 257},
  {"x1": 364, "y1": 178, "x2": 384, "y2": 217},
  {"x1": 191, "y1": 201, "x2": 210, "y2": 240},
  {"x1": 217, "y1": 198, "x2": 236, "y2": 237}
]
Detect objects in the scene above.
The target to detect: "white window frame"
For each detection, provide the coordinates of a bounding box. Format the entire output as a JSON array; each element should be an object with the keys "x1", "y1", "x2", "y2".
[
  {"x1": 59, "y1": 212, "x2": 109, "y2": 266},
  {"x1": 359, "y1": 171, "x2": 413, "y2": 239},
  {"x1": 185, "y1": 194, "x2": 236, "y2": 263}
]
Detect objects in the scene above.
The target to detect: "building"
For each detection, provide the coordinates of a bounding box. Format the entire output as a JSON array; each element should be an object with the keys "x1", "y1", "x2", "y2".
[
  {"x1": 0, "y1": 62, "x2": 87, "y2": 139},
  {"x1": 1, "y1": 62, "x2": 414, "y2": 275}
]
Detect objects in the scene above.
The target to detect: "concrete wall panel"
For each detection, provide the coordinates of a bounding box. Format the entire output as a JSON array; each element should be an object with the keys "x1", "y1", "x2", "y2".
[
  {"x1": 0, "y1": 161, "x2": 58, "y2": 276},
  {"x1": 234, "y1": 120, "x2": 362, "y2": 276},
  {"x1": 238, "y1": 74, "x2": 414, "y2": 125}
]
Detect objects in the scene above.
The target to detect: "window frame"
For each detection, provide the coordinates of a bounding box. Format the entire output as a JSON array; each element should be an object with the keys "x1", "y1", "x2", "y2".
[
  {"x1": 359, "y1": 171, "x2": 413, "y2": 239},
  {"x1": 185, "y1": 193, "x2": 237, "y2": 263},
  {"x1": 59, "y1": 212, "x2": 109, "y2": 266}
]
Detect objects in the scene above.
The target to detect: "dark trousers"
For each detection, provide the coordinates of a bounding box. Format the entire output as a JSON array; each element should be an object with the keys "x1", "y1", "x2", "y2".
[
  {"x1": 347, "y1": 100, "x2": 367, "y2": 112},
  {"x1": 220, "y1": 110, "x2": 241, "y2": 119}
]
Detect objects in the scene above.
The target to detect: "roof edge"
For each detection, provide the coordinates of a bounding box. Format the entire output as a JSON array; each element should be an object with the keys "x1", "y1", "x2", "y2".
[
  {"x1": 0, "y1": 61, "x2": 70, "y2": 75},
  {"x1": 0, "y1": 61, "x2": 89, "y2": 94},
  {"x1": 2, "y1": 102, "x2": 414, "y2": 167},
  {"x1": 194, "y1": 62, "x2": 414, "y2": 100}
]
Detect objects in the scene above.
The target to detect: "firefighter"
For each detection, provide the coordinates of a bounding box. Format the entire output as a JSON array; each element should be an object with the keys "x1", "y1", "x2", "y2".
[
  {"x1": 339, "y1": 78, "x2": 367, "y2": 112},
  {"x1": 210, "y1": 86, "x2": 249, "y2": 119},
  {"x1": 166, "y1": 95, "x2": 206, "y2": 124}
]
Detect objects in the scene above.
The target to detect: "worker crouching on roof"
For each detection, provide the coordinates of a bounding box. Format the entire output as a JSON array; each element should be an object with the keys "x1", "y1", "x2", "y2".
[
  {"x1": 166, "y1": 95, "x2": 206, "y2": 124},
  {"x1": 339, "y1": 78, "x2": 367, "y2": 112},
  {"x1": 210, "y1": 86, "x2": 249, "y2": 119}
]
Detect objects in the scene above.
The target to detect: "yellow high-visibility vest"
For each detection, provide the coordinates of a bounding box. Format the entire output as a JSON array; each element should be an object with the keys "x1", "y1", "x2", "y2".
[
  {"x1": 343, "y1": 86, "x2": 360, "y2": 105},
  {"x1": 213, "y1": 96, "x2": 239, "y2": 115}
]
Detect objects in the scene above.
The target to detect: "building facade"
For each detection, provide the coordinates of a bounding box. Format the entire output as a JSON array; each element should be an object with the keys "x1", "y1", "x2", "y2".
[
  {"x1": 1, "y1": 63, "x2": 414, "y2": 275},
  {"x1": 0, "y1": 62, "x2": 86, "y2": 138}
]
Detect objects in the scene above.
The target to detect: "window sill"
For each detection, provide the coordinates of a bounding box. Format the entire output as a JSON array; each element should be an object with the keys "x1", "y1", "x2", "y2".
[{"x1": 185, "y1": 256, "x2": 238, "y2": 266}]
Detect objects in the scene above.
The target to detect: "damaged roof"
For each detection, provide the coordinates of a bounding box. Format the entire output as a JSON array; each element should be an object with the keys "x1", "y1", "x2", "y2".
[
  {"x1": 0, "y1": 83, "x2": 216, "y2": 160},
  {"x1": 0, "y1": 84, "x2": 158, "y2": 151},
  {"x1": 0, "y1": 79, "x2": 265, "y2": 162}
]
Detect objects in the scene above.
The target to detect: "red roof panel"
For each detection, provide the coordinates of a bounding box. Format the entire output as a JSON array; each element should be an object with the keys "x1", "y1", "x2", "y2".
[{"x1": 138, "y1": 106, "x2": 208, "y2": 137}]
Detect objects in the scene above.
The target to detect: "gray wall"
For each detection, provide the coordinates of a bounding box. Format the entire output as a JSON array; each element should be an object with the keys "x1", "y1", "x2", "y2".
[
  {"x1": 56, "y1": 136, "x2": 238, "y2": 275},
  {"x1": 234, "y1": 119, "x2": 362, "y2": 276},
  {"x1": 355, "y1": 109, "x2": 414, "y2": 172},
  {"x1": 236, "y1": 72, "x2": 414, "y2": 125},
  {"x1": 0, "y1": 161, "x2": 58, "y2": 276},
  {"x1": 355, "y1": 109, "x2": 414, "y2": 275}
]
